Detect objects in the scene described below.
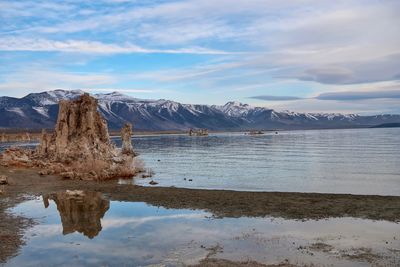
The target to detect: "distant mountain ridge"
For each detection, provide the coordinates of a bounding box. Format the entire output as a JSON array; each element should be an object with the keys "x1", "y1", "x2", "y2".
[{"x1": 0, "y1": 89, "x2": 399, "y2": 131}]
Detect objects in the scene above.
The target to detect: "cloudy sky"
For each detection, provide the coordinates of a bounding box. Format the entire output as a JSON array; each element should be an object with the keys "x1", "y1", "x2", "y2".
[{"x1": 0, "y1": 0, "x2": 399, "y2": 114}]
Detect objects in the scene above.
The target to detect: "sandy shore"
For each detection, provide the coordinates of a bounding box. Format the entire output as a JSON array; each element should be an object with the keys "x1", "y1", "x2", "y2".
[{"x1": 1, "y1": 167, "x2": 400, "y2": 266}]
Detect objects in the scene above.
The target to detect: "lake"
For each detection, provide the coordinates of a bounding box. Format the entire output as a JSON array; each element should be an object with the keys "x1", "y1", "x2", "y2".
[
  {"x1": 129, "y1": 128, "x2": 400, "y2": 196},
  {"x1": 1, "y1": 128, "x2": 399, "y2": 196}
]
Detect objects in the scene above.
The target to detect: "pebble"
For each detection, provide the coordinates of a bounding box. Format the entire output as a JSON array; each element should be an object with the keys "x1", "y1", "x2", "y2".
[{"x1": 0, "y1": 175, "x2": 8, "y2": 185}]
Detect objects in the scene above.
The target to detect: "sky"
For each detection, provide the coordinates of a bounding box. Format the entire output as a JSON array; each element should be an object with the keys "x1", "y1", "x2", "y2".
[{"x1": 0, "y1": 0, "x2": 399, "y2": 114}]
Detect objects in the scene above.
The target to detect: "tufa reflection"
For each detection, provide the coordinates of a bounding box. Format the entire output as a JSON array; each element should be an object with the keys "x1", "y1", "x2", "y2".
[{"x1": 43, "y1": 190, "x2": 110, "y2": 239}]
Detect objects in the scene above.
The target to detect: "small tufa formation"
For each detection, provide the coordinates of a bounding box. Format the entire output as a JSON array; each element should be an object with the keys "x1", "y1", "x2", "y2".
[
  {"x1": 188, "y1": 128, "x2": 209, "y2": 136},
  {"x1": 247, "y1": 130, "x2": 264, "y2": 135},
  {"x1": 121, "y1": 123, "x2": 135, "y2": 155},
  {"x1": 23, "y1": 132, "x2": 31, "y2": 142},
  {"x1": 1, "y1": 133, "x2": 6, "y2": 143},
  {"x1": 37, "y1": 129, "x2": 50, "y2": 156},
  {"x1": 0, "y1": 93, "x2": 144, "y2": 180}
]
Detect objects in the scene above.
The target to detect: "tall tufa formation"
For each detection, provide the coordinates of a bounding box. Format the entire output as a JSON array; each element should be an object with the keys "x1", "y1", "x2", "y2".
[
  {"x1": 38, "y1": 94, "x2": 113, "y2": 162},
  {"x1": 1, "y1": 93, "x2": 144, "y2": 180}
]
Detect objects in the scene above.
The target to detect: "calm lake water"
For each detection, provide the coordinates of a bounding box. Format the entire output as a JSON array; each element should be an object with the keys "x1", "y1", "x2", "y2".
[
  {"x1": 5, "y1": 193, "x2": 400, "y2": 267},
  {"x1": 129, "y1": 128, "x2": 400, "y2": 196},
  {"x1": 1, "y1": 128, "x2": 399, "y2": 195}
]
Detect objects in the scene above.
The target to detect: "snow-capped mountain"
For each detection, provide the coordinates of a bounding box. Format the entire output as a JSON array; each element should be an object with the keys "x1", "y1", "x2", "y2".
[{"x1": 0, "y1": 89, "x2": 399, "y2": 131}]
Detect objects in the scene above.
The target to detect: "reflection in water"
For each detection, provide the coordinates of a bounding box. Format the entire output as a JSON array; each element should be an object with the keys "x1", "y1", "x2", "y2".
[
  {"x1": 7, "y1": 195, "x2": 400, "y2": 267},
  {"x1": 43, "y1": 191, "x2": 109, "y2": 239}
]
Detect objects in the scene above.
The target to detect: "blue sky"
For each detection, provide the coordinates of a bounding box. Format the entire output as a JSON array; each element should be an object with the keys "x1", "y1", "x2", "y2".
[{"x1": 0, "y1": 0, "x2": 399, "y2": 114}]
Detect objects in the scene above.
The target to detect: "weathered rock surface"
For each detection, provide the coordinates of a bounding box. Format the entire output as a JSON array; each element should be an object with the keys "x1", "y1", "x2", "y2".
[
  {"x1": 39, "y1": 93, "x2": 112, "y2": 161},
  {"x1": 0, "y1": 93, "x2": 143, "y2": 180}
]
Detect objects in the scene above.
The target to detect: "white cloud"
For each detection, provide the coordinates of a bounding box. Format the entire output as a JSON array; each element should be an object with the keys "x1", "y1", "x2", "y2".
[
  {"x1": 0, "y1": 69, "x2": 117, "y2": 97},
  {"x1": 0, "y1": 37, "x2": 229, "y2": 54},
  {"x1": 84, "y1": 88, "x2": 154, "y2": 93},
  {"x1": 263, "y1": 98, "x2": 400, "y2": 115}
]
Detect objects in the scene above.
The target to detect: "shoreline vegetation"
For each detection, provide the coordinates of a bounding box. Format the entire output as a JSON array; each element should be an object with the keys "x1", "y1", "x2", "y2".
[{"x1": 1, "y1": 167, "x2": 400, "y2": 264}]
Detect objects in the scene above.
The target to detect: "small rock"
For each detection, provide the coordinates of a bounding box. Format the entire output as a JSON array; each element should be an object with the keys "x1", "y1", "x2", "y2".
[
  {"x1": 88, "y1": 171, "x2": 98, "y2": 180},
  {"x1": 60, "y1": 171, "x2": 75, "y2": 180},
  {"x1": 188, "y1": 179, "x2": 193, "y2": 182},
  {"x1": 38, "y1": 169, "x2": 50, "y2": 176},
  {"x1": 0, "y1": 175, "x2": 8, "y2": 185},
  {"x1": 149, "y1": 180, "x2": 158, "y2": 185}
]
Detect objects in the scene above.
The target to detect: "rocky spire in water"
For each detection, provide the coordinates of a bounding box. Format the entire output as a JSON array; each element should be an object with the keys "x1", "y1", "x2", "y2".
[{"x1": 121, "y1": 123, "x2": 134, "y2": 155}]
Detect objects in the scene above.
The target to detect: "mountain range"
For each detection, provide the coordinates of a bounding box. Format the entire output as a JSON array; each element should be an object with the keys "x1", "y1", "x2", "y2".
[{"x1": 0, "y1": 89, "x2": 399, "y2": 131}]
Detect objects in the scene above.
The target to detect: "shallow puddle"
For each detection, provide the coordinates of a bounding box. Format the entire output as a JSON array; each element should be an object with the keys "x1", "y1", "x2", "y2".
[{"x1": 5, "y1": 191, "x2": 400, "y2": 267}]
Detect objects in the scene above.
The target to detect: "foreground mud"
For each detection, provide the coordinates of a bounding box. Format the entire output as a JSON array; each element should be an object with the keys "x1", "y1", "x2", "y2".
[{"x1": 1, "y1": 167, "x2": 400, "y2": 265}]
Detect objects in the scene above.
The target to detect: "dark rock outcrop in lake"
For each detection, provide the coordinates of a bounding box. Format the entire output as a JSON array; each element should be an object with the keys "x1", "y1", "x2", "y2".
[
  {"x1": 370, "y1": 122, "x2": 400, "y2": 128},
  {"x1": 189, "y1": 128, "x2": 209, "y2": 136},
  {"x1": 43, "y1": 191, "x2": 109, "y2": 238},
  {"x1": 0, "y1": 94, "x2": 144, "y2": 180},
  {"x1": 0, "y1": 89, "x2": 399, "y2": 130}
]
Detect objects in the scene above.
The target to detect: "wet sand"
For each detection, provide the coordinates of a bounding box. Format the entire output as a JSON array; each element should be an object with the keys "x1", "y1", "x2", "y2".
[{"x1": 1, "y1": 166, "x2": 400, "y2": 265}]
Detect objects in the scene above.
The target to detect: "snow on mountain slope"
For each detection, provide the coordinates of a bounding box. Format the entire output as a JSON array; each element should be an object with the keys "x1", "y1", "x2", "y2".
[
  {"x1": 215, "y1": 101, "x2": 253, "y2": 117},
  {"x1": 23, "y1": 89, "x2": 84, "y2": 106},
  {"x1": 0, "y1": 89, "x2": 399, "y2": 130},
  {"x1": 95, "y1": 91, "x2": 140, "y2": 102},
  {"x1": 5, "y1": 107, "x2": 26, "y2": 117}
]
